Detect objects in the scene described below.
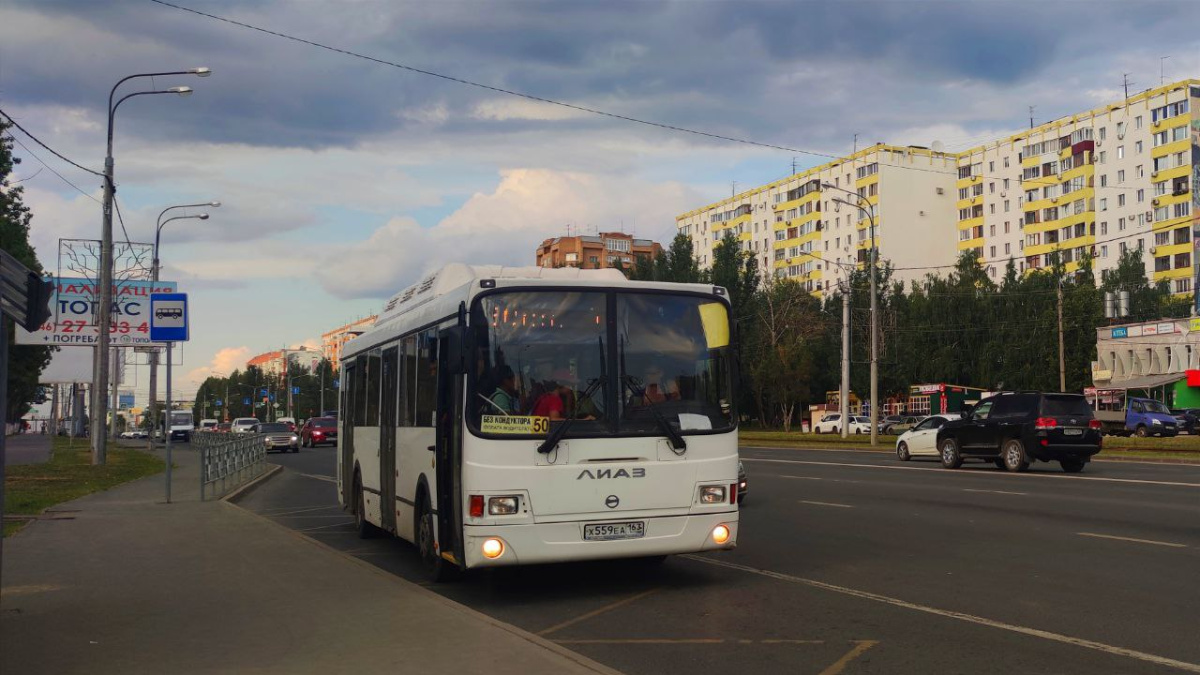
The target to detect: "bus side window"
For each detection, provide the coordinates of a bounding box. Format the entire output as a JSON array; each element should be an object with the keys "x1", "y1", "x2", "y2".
[
  {"x1": 353, "y1": 354, "x2": 368, "y2": 428},
  {"x1": 400, "y1": 334, "x2": 417, "y2": 427},
  {"x1": 415, "y1": 328, "x2": 438, "y2": 427},
  {"x1": 366, "y1": 348, "x2": 382, "y2": 427}
]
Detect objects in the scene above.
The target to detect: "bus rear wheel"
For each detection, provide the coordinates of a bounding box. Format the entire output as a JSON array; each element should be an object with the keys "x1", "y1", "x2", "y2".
[{"x1": 417, "y1": 495, "x2": 460, "y2": 582}]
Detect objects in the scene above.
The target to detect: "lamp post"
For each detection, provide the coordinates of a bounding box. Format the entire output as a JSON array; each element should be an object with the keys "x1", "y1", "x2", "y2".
[
  {"x1": 823, "y1": 182, "x2": 879, "y2": 447},
  {"x1": 146, "y1": 207, "x2": 215, "y2": 451},
  {"x1": 92, "y1": 67, "x2": 210, "y2": 465}
]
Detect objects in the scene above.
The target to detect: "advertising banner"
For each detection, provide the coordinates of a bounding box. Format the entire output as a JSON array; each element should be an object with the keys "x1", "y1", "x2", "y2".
[{"x1": 14, "y1": 277, "x2": 178, "y2": 347}]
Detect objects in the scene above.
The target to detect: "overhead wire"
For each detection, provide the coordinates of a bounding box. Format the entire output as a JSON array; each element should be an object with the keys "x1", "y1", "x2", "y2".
[
  {"x1": 3, "y1": 132, "x2": 101, "y2": 203},
  {"x1": 0, "y1": 107, "x2": 103, "y2": 176}
]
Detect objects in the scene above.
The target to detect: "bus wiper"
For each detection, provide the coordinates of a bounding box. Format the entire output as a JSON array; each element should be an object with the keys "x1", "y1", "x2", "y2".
[
  {"x1": 622, "y1": 375, "x2": 687, "y2": 452},
  {"x1": 537, "y1": 376, "x2": 605, "y2": 455},
  {"x1": 476, "y1": 394, "x2": 512, "y2": 417}
]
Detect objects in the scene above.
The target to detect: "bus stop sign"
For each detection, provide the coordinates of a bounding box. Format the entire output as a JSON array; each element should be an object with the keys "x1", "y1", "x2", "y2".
[{"x1": 150, "y1": 293, "x2": 189, "y2": 342}]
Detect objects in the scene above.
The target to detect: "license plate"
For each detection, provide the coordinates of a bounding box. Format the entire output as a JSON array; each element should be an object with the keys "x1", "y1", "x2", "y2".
[
  {"x1": 1063, "y1": 428, "x2": 1083, "y2": 436},
  {"x1": 584, "y1": 521, "x2": 645, "y2": 541}
]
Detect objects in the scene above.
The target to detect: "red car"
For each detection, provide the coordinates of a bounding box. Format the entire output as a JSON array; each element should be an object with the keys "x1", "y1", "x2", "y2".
[{"x1": 300, "y1": 417, "x2": 338, "y2": 447}]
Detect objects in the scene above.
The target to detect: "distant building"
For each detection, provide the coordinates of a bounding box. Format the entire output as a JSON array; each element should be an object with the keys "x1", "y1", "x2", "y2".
[
  {"x1": 1092, "y1": 317, "x2": 1200, "y2": 408},
  {"x1": 246, "y1": 346, "x2": 321, "y2": 376},
  {"x1": 321, "y1": 316, "x2": 377, "y2": 370},
  {"x1": 535, "y1": 232, "x2": 662, "y2": 270}
]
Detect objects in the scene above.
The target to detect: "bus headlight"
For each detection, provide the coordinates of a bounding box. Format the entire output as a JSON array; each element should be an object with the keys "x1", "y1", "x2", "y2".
[
  {"x1": 488, "y1": 496, "x2": 520, "y2": 515},
  {"x1": 699, "y1": 485, "x2": 727, "y2": 504},
  {"x1": 481, "y1": 538, "x2": 505, "y2": 559},
  {"x1": 711, "y1": 524, "x2": 731, "y2": 544}
]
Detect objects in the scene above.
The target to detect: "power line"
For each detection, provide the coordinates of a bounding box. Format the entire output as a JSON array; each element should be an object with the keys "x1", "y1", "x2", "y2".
[
  {"x1": 0, "y1": 107, "x2": 103, "y2": 176},
  {"x1": 146, "y1": 0, "x2": 1152, "y2": 195},
  {"x1": 3, "y1": 132, "x2": 101, "y2": 203}
]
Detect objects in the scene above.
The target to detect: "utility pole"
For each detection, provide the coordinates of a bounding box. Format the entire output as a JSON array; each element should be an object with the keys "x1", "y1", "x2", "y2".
[
  {"x1": 869, "y1": 205, "x2": 879, "y2": 447},
  {"x1": 840, "y1": 275, "x2": 850, "y2": 439},
  {"x1": 1123, "y1": 73, "x2": 1132, "y2": 100},
  {"x1": 1029, "y1": 105, "x2": 1035, "y2": 129},
  {"x1": 1058, "y1": 282, "x2": 1066, "y2": 392}
]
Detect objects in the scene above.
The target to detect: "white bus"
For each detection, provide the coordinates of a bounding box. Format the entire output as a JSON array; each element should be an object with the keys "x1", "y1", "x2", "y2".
[{"x1": 336, "y1": 264, "x2": 739, "y2": 580}]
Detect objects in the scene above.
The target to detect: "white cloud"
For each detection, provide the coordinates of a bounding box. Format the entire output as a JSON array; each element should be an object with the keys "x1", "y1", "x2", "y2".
[
  {"x1": 186, "y1": 346, "x2": 252, "y2": 389},
  {"x1": 314, "y1": 168, "x2": 700, "y2": 299},
  {"x1": 471, "y1": 98, "x2": 587, "y2": 122}
]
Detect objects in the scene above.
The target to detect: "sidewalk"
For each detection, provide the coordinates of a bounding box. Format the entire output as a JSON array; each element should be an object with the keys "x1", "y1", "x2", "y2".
[
  {"x1": 3, "y1": 434, "x2": 52, "y2": 466},
  {"x1": 1, "y1": 445, "x2": 618, "y2": 675}
]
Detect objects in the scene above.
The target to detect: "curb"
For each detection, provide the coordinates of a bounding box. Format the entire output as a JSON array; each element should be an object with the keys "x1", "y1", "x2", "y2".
[
  {"x1": 740, "y1": 443, "x2": 1200, "y2": 466},
  {"x1": 222, "y1": 486, "x2": 623, "y2": 675},
  {"x1": 221, "y1": 463, "x2": 283, "y2": 503}
]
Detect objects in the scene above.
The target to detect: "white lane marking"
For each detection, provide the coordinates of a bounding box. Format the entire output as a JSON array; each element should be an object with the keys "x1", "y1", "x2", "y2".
[
  {"x1": 683, "y1": 555, "x2": 1200, "y2": 674},
  {"x1": 259, "y1": 504, "x2": 340, "y2": 516},
  {"x1": 1077, "y1": 532, "x2": 1188, "y2": 548},
  {"x1": 963, "y1": 488, "x2": 1027, "y2": 496},
  {"x1": 298, "y1": 472, "x2": 337, "y2": 483},
  {"x1": 799, "y1": 500, "x2": 854, "y2": 509},
  {"x1": 781, "y1": 475, "x2": 823, "y2": 480},
  {"x1": 741, "y1": 457, "x2": 1200, "y2": 488},
  {"x1": 298, "y1": 520, "x2": 355, "y2": 532}
]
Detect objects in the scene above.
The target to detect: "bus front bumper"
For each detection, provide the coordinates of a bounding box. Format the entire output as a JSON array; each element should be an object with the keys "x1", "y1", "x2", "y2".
[{"x1": 462, "y1": 512, "x2": 738, "y2": 569}]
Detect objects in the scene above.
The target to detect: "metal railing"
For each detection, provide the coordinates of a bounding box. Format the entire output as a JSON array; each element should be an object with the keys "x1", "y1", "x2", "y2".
[{"x1": 194, "y1": 431, "x2": 267, "y2": 500}]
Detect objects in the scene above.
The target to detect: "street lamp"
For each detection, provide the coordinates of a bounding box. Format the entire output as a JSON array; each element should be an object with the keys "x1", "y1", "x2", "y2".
[
  {"x1": 145, "y1": 206, "x2": 216, "y2": 450},
  {"x1": 822, "y1": 182, "x2": 879, "y2": 447},
  {"x1": 92, "y1": 67, "x2": 210, "y2": 465}
]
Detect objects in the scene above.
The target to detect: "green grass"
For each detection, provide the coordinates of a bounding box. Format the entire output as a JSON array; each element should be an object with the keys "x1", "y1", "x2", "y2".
[
  {"x1": 738, "y1": 430, "x2": 1200, "y2": 461},
  {"x1": 3, "y1": 436, "x2": 164, "y2": 537}
]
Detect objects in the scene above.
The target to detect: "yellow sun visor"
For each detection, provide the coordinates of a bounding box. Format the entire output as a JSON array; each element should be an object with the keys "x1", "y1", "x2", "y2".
[{"x1": 698, "y1": 302, "x2": 730, "y2": 349}]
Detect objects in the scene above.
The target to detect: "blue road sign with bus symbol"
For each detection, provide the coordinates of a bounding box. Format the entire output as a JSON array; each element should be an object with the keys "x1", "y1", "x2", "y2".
[{"x1": 149, "y1": 293, "x2": 188, "y2": 342}]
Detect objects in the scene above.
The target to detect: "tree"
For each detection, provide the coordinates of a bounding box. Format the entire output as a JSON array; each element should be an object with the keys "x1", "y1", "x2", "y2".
[
  {"x1": 0, "y1": 122, "x2": 55, "y2": 422},
  {"x1": 742, "y1": 277, "x2": 823, "y2": 430}
]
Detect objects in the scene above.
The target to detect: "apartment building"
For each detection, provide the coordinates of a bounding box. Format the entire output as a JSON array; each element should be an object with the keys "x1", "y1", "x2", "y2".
[
  {"x1": 675, "y1": 145, "x2": 960, "y2": 294},
  {"x1": 956, "y1": 79, "x2": 1200, "y2": 292},
  {"x1": 246, "y1": 346, "x2": 322, "y2": 377},
  {"x1": 321, "y1": 315, "x2": 378, "y2": 370},
  {"x1": 535, "y1": 232, "x2": 662, "y2": 270}
]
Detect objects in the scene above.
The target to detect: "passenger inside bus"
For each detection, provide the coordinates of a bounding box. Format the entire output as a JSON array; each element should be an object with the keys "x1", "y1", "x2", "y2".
[
  {"x1": 531, "y1": 371, "x2": 597, "y2": 421},
  {"x1": 489, "y1": 366, "x2": 520, "y2": 415}
]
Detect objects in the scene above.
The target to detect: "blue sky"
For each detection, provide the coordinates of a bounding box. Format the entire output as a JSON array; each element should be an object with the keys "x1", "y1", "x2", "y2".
[{"x1": 2, "y1": 0, "x2": 1199, "y2": 400}]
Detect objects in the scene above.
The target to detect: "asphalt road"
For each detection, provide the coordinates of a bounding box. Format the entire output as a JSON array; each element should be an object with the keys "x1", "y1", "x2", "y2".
[{"x1": 237, "y1": 445, "x2": 1200, "y2": 674}]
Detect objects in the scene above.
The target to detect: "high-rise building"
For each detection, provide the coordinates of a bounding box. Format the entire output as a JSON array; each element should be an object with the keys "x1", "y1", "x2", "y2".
[
  {"x1": 676, "y1": 145, "x2": 959, "y2": 294},
  {"x1": 322, "y1": 316, "x2": 378, "y2": 370},
  {"x1": 535, "y1": 232, "x2": 662, "y2": 270},
  {"x1": 676, "y1": 79, "x2": 1200, "y2": 297},
  {"x1": 957, "y1": 79, "x2": 1198, "y2": 291}
]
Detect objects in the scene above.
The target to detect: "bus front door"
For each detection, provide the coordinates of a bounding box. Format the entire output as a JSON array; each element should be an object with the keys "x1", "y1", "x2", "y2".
[
  {"x1": 340, "y1": 364, "x2": 356, "y2": 509},
  {"x1": 379, "y1": 347, "x2": 398, "y2": 533},
  {"x1": 435, "y1": 332, "x2": 465, "y2": 567}
]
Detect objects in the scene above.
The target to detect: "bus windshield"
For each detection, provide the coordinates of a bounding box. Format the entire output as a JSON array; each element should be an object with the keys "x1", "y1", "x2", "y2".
[{"x1": 469, "y1": 290, "x2": 734, "y2": 438}]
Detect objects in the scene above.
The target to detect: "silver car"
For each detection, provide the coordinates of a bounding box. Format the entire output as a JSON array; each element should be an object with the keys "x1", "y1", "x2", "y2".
[{"x1": 254, "y1": 422, "x2": 299, "y2": 453}]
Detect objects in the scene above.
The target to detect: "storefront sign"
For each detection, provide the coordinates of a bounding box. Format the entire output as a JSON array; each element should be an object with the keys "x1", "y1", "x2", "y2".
[{"x1": 1111, "y1": 327, "x2": 1128, "y2": 339}]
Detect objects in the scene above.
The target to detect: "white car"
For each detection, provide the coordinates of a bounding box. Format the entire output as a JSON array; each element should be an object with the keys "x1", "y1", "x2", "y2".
[
  {"x1": 813, "y1": 414, "x2": 873, "y2": 435},
  {"x1": 231, "y1": 417, "x2": 260, "y2": 434},
  {"x1": 895, "y1": 414, "x2": 961, "y2": 460}
]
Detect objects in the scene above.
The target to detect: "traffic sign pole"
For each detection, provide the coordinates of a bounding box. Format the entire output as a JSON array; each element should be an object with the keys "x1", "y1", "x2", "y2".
[
  {"x1": 165, "y1": 342, "x2": 173, "y2": 504},
  {"x1": 150, "y1": 292, "x2": 188, "y2": 504}
]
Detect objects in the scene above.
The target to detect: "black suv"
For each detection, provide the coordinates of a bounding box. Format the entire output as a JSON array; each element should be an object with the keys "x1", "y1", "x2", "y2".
[{"x1": 936, "y1": 392, "x2": 1101, "y2": 473}]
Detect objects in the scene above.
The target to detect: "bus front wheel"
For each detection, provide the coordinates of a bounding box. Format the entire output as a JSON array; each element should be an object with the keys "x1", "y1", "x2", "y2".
[{"x1": 417, "y1": 495, "x2": 460, "y2": 582}]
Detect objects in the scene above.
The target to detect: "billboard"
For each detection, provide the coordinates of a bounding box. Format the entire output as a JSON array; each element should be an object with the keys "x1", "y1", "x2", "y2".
[
  {"x1": 14, "y1": 277, "x2": 178, "y2": 347},
  {"x1": 119, "y1": 393, "x2": 135, "y2": 409}
]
